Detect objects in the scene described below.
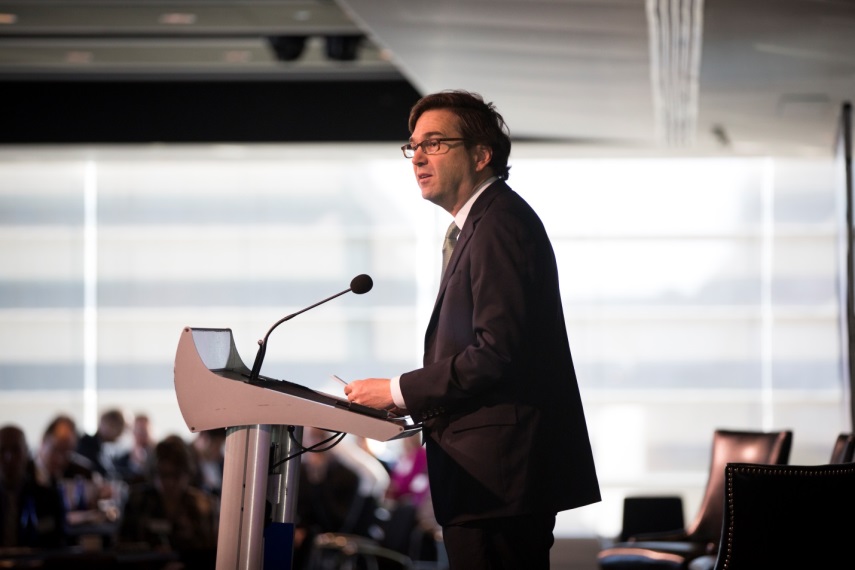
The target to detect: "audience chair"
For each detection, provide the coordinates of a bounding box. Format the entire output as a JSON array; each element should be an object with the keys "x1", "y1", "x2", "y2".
[
  {"x1": 705, "y1": 462, "x2": 855, "y2": 569},
  {"x1": 828, "y1": 432, "x2": 855, "y2": 463},
  {"x1": 597, "y1": 429, "x2": 792, "y2": 570},
  {"x1": 616, "y1": 496, "x2": 685, "y2": 543},
  {"x1": 689, "y1": 431, "x2": 855, "y2": 570}
]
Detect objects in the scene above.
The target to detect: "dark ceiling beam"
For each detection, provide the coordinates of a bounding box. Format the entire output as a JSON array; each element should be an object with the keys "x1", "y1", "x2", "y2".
[{"x1": 1, "y1": 79, "x2": 423, "y2": 143}]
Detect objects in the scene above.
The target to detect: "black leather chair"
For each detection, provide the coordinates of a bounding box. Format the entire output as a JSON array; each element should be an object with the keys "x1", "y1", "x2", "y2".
[
  {"x1": 688, "y1": 431, "x2": 855, "y2": 570},
  {"x1": 702, "y1": 462, "x2": 855, "y2": 569},
  {"x1": 617, "y1": 496, "x2": 684, "y2": 543},
  {"x1": 828, "y1": 432, "x2": 855, "y2": 463},
  {"x1": 597, "y1": 429, "x2": 793, "y2": 570}
]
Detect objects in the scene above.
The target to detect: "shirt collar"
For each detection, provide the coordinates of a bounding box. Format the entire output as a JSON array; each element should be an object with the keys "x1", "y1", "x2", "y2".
[{"x1": 453, "y1": 176, "x2": 498, "y2": 231}]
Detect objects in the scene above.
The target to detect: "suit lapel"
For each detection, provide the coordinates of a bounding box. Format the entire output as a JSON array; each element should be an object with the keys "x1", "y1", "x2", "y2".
[
  {"x1": 428, "y1": 181, "x2": 507, "y2": 323},
  {"x1": 422, "y1": 181, "x2": 508, "y2": 364}
]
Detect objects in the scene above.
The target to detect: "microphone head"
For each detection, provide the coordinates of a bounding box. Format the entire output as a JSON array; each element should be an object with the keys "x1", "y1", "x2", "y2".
[{"x1": 350, "y1": 274, "x2": 373, "y2": 295}]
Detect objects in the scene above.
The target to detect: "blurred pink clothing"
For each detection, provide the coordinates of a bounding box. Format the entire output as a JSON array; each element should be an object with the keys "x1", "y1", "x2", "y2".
[{"x1": 386, "y1": 444, "x2": 429, "y2": 508}]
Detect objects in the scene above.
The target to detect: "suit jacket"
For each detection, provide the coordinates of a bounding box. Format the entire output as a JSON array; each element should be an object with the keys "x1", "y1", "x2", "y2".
[{"x1": 400, "y1": 180, "x2": 600, "y2": 526}]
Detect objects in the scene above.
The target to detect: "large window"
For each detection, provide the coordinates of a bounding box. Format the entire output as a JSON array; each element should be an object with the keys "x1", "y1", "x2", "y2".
[{"x1": 0, "y1": 144, "x2": 844, "y2": 536}]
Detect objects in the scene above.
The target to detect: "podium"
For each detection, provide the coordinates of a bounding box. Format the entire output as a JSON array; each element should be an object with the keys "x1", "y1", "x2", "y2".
[{"x1": 174, "y1": 326, "x2": 420, "y2": 570}]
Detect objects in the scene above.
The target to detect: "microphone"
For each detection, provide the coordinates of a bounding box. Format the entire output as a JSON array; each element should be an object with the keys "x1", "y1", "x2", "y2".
[
  {"x1": 350, "y1": 273, "x2": 373, "y2": 295},
  {"x1": 248, "y1": 274, "x2": 373, "y2": 382}
]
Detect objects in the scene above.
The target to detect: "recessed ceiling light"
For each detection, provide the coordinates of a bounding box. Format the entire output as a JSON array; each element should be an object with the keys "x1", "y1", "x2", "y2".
[
  {"x1": 66, "y1": 51, "x2": 94, "y2": 64},
  {"x1": 224, "y1": 51, "x2": 253, "y2": 64},
  {"x1": 160, "y1": 12, "x2": 197, "y2": 25}
]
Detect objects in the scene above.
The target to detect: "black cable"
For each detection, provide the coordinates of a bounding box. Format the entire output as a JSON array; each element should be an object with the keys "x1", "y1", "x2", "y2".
[{"x1": 268, "y1": 426, "x2": 346, "y2": 471}]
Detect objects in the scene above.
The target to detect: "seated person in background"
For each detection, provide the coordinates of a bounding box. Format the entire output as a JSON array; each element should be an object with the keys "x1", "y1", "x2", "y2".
[
  {"x1": 336, "y1": 435, "x2": 390, "y2": 500},
  {"x1": 191, "y1": 428, "x2": 226, "y2": 497},
  {"x1": 34, "y1": 414, "x2": 105, "y2": 513},
  {"x1": 330, "y1": 434, "x2": 390, "y2": 539},
  {"x1": 0, "y1": 424, "x2": 67, "y2": 549},
  {"x1": 119, "y1": 435, "x2": 218, "y2": 568},
  {"x1": 380, "y1": 434, "x2": 440, "y2": 560},
  {"x1": 115, "y1": 413, "x2": 156, "y2": 486},
  {"x1": 294, "y1": 427, "x2": 361, "y2": 569},
  {"x1": 385, "y1": 434, "x2": 429, "y2": 510},
  {"x1": 77, "y1": 408, "x2": 127, "y2": 481}
]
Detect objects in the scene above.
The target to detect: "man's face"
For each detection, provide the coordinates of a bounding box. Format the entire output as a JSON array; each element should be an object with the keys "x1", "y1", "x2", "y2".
[
  {"x1": 42, "y1": 428, "x2": 76, "y2": 477},
  {"x1": 409, "y1": 109, "x2": 479, "y2": 214},
  {"x1": 133, "y1": 418, "x2": 151, "y2": 447},
  {"x1": 100, "y1": 417, "x2": 125, "y2": 443}
]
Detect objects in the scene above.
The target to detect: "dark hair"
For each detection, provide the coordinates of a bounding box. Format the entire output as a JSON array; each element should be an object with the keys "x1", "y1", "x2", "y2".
[
  {"x1": 156, "y1": 435, "x2": 195, "y2": 476},
  {"x1": 43, "y1": 414, "x2": 78, "y2": 443},
  {"x1": 408, "y1": 90, "x2": 512, "y2": 180},
  {"x1": 100, "y1": 408, "x2": 125, "y2": 427}
]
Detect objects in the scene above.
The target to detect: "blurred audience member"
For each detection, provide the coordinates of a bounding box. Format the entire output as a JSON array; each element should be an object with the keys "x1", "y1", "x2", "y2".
[
  {"x1": 119, "y1": 435, "x2": 218, "y2": 569},
  {"x1": 378, "y1": 435, "x2": 439, "y2": 561},
  {"x1": 34, "y1": 414, "x2": 105, "y2": 513},
  {"x1": 0, "y1": 424, "x2": 66, "y2": 549},
  {"x1": 77, "y1": 408, "x2": 127, "y2": 481},
  {"x1": 294, "y1": 427, "x2": 361, "y2": 569},
  {"x1": 116, "y1": 413, "x2": 155, "y2": 485},
  {"x1": 336, "y1": 435, "x2": 390, "y2": 502},
  {"x1": 191, "y1": 428, "x2": 226, "y2": 497},
  {"x1": 331, "y1": 434, "x2": 390, "y2": 540},
  {"x1": 385, "y1": 435, "x2": 429, "y2": 509}
]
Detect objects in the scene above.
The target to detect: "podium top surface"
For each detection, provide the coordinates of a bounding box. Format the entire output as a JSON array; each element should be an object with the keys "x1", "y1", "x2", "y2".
[{"x1": 174, "y1": 327, "x2": 420, "y2": 442}]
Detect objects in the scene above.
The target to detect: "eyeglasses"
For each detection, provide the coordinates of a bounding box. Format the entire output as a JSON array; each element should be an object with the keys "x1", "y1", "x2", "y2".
[{"x1": 401, "y1": 138, "x2": 467, "y2": 158}]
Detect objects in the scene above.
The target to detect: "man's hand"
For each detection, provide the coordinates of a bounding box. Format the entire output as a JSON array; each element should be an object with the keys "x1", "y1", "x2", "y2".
[{"x1": 344, "y1": 377, "x2": 394, "y2": 410}]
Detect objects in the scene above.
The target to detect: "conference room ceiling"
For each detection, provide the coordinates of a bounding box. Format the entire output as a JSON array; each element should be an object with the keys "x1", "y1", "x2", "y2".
[{"x1": 1, "y1": 0, "x2": 853, "y2": 155}]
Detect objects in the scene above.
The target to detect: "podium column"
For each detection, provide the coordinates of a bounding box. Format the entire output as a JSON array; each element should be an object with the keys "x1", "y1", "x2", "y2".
[
  {"x1": 263, "y1": 425, "x2": 303, "y2": 569},
  {"x1": 217, "y1": 424, "x2": 271, "y2": 570},
  {"x1": 270, "y1": 425, "x2": 302, "y2": 523}
]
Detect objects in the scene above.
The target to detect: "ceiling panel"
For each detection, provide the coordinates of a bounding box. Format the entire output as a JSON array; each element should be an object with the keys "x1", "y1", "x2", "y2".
[{"x1": 1, "y1": 0, "x2": 854, "y2": 154}]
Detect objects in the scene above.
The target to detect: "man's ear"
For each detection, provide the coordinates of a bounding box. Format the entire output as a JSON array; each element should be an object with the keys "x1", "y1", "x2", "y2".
[{"x1": 473, "y1": 144, "x2": 492, "y2": 172}]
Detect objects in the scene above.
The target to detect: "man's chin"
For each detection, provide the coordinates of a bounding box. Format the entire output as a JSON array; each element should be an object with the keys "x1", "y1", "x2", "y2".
[{"x1": 420, "y1": 187, "x2": 437, "y2": 202}]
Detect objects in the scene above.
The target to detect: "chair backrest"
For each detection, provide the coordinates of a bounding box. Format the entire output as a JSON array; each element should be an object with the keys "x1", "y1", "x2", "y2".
[
  {"x1": 618, "y1": 495, "x2": 685, "y2": 542},
  {"x1": 828, "y1": 432, "x2": 855, "y2": 463},
  {"x1": 684, "y1": 429, "x2": 792, "y2": 544},
  {"x1": 712, "y1": 462, "x2": 855, "y2": 569}
]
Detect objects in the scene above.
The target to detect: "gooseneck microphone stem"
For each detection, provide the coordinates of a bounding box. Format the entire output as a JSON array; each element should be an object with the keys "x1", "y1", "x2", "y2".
[
  {"x1": 250, "y1": 290, "x2": 350, "y2": 379},
  {"x1": 248, "y1": 274, "x2": 373, "y2": 382}
]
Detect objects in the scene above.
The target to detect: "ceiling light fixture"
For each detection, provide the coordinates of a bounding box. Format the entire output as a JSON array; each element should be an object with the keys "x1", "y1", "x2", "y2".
[
  {"x1": 269, "y1": 36, "x2": 308, "y2": 62},
  {"x1": 325, "y1": 35, "x2": 363, "y2": 62},
  {"x1": 159, "y1": 12, "x2": 197, "y2": 25}
]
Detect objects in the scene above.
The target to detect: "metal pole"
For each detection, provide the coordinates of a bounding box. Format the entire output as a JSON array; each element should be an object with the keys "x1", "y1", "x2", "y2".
[
  {"x1": 216, "y1": 425, "x2": 272, "y2": 570},
  {"x1": 270, "y1": 425, "x2": 302, "y2": 523}
]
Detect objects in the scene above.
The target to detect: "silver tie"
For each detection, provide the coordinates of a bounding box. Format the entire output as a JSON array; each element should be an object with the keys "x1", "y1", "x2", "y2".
[{"x1": 441, "y1": 221, "x2": 460, "y2": 280}]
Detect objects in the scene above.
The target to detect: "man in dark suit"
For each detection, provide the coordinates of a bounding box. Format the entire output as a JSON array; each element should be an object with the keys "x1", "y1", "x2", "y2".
[
  {"x1": 345, "y1": 89, "x2": 600, "y2": 569},
  {"x1": 76, "y1": 408, "x2": 126, "y2": 480}
]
